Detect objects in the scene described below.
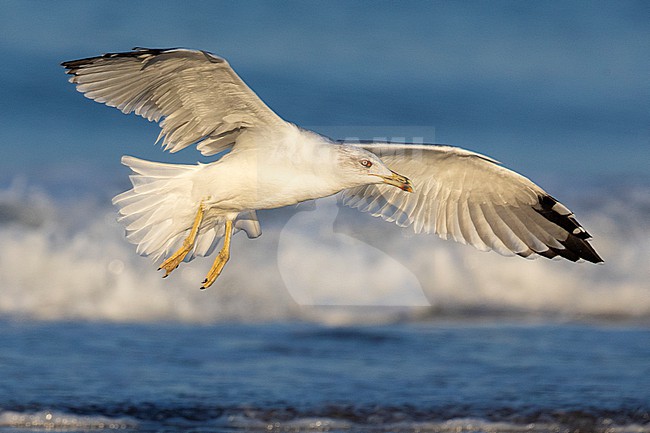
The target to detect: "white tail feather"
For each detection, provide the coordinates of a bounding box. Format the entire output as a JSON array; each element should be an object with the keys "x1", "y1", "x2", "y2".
[
  {"x1": 113, "y1": 156, "x2": 200, "y2": 262},
  {"x1": 113, "y1": 156, "x2": 262, "y2": 264}
]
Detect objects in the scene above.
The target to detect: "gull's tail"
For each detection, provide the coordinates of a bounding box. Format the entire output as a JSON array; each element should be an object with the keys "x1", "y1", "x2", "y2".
[
  {"x1": 112, "y1": 156, "x2": 261, "y2": 264},
  {"x1": 112, "y1": 156, "x2": 206, "y2": 262}
]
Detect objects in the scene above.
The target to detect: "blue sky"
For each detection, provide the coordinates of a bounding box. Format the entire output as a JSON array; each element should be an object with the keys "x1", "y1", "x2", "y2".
[{"x1": 0, "y1": 0, "x2": 648, "y2": 188}]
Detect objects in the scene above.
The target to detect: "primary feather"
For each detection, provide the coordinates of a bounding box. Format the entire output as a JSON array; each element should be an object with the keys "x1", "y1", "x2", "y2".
[
  {"x1": 62, "y1": 47, "x2": 284, "y2": 155},
  {"x1": 341, "y1": 143, "x2": 602, "y2": 263}
]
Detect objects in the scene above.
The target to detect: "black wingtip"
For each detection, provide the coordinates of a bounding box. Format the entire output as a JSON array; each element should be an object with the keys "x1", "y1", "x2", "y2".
[
  {"x1": 563, "y1": 234, "x2": 604, "y2": 264},
  {"x1": 534, "y1": 194, "x2": 603, "y2": 264},
  {"x1": 535, "y1": 195, "x2": 592, "y2": 239},
  {"x1": 61, "y1": 58, "x2": 81, "y2": 71},
  {"x1": 61, "y1": 47, "x2": 177, "y2": 71},
  {"x1": 61, "y1": 47, "x2": 223, "y2": 73}
]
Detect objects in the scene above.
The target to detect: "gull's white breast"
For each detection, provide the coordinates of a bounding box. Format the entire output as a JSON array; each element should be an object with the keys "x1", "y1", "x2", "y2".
[{"x1": 194, "y1": 125, "x2": 349, "y2": 213}]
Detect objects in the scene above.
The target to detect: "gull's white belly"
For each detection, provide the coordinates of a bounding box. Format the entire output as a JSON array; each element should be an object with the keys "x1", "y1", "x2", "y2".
[{"x1": 192, "y1": 150, "x2": 346, "y2": 214}]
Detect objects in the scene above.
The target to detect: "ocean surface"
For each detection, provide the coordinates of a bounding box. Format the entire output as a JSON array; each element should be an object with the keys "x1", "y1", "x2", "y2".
[
  {"x1": 0, "y1": 322, "x2": 649, "y2": 433},
  {"x1": 1, "y1": 1, "x2": 649, "y2": 432}
]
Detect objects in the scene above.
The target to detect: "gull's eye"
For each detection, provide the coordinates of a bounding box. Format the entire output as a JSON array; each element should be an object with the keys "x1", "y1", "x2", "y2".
[{"x1": 360, "y1": 159, "x2": 373, "y2": 168}]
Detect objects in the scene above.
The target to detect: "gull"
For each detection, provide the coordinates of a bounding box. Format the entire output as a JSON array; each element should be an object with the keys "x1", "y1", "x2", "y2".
[{"x1": 62, "y1": 47, "x2": 603, "y2": 289}]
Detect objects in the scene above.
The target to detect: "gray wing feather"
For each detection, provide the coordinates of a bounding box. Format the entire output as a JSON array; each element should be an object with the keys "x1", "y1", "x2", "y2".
[
  {"x1": 62, "y1": 48, "x2": 285, "y2": 155},
  {"x1": 340, "y1": 143, "x2": 603, "y2": 263}
]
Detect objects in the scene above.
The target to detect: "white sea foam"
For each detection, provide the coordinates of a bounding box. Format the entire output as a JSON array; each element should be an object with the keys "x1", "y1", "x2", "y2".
[
  {"x1": 0, "y1": 410, "x2": 136, "y2": 430},
  {"x1": 0, "y1": 180, "x2": 648, "y2": 324},
  {"x1": 227, "y1": 415, "x2": 650, "y2": 433}
]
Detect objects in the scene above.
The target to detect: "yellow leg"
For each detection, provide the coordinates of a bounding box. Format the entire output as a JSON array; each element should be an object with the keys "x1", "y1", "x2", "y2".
[
  {"x1": 200, "y1": 220, "x2": 233, "y2": 290},
  {"x1": 158, "y1": 203, "x2": 205, "y2": 278}
]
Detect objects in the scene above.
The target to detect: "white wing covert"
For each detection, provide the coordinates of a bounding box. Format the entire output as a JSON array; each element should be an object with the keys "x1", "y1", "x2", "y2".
[
  {"x1": 340, "y1": 143, "x2": 602, "y2": 263},
  {"x1": 62, "y1": 47, "x2": 285, "y2": 156}
]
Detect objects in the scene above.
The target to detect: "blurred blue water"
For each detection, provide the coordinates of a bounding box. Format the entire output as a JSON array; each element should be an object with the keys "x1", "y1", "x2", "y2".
[
  {"x1": 1, "y1": 321, "x2": 649, "y2": 432},
  {"x1": 0, "y1": 0, "x2": 648, "y2": 185}
]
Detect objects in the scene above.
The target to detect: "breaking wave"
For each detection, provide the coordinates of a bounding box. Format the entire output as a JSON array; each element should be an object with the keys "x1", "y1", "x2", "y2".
[
  {"x1": 0, "y1": 175, "x2": 648, "y2": 325},
  {"x1": 0, "y1": 410, "x2": 135, "y2": 431},
  {"x1": 1, "y1": 404, "x2": 648, "y2": 433}
]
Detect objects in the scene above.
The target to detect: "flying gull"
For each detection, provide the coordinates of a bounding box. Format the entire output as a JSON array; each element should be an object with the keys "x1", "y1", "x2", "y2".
[{"x1": 62, "y1": 48, "x2": 603, "y2": 289}]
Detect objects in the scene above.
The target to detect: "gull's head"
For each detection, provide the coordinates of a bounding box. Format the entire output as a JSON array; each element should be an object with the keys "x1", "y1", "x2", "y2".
[{"x1": 335, "y1": 145, "x2": 413, "y2": 192}]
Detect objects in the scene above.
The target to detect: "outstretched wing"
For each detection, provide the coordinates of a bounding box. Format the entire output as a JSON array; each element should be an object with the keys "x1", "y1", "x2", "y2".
[
  {"x1": 340, "y1": 143, "x2": 603, "y2": 263},
  {"x1": 62, "y1": 47, "x2": 286, "y2": 156}
]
